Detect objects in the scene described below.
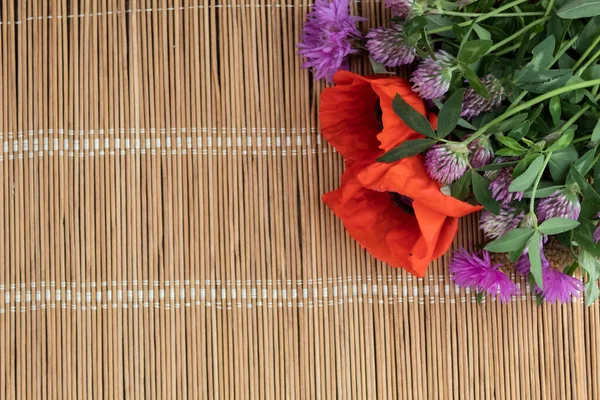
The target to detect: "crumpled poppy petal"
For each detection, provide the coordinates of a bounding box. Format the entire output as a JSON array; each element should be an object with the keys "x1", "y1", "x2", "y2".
[
  {"x1": 320, "y1": 73, "x2": 383, "y2": 162},
  {"x1": 322, "y1": 71, "x2": 427, "y2": 162},
  {"x1": 370, "y1": 77, "x2": 427, "y2": 152},
  {"x1": 356, "y1": 160, "x2": 482, "y2": 218},
  {"x1": 408, "y1": 202, "x2": 457, "y2": 276},
  {"x1": 322, "y1": 162, "x2": 422, "y2": 274}
]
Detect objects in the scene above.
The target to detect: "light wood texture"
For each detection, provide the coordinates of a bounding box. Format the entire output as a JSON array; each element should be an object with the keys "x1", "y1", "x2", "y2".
[{"x1": 0, "y1": 0, "x2": 598, "y2": 398}]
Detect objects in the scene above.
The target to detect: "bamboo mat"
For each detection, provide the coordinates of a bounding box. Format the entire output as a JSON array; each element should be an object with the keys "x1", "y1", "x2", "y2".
[{"x1": 0, "y1": 0, "x2": 599, "y2": 399}]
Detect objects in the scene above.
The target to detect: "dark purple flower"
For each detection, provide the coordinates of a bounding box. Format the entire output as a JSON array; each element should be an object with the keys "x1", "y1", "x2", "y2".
[
  {"x1": 298, "y1": 0, "x2": 363, "y2": 82},
  {"x1": 425, "y1": 143, "x2": 469, "y2": 184},
  {"x1": 385, "y1": 0, "x2": 415, "y2": 17},
  {"x1": 514, "y1": 250, "x2": 550, "y2": 278},
  {"x1": 488, "y1": 167, "x2": 524, "y2": 205},
  {"x1": 461, "y1": 75, "x2": 507, "y2": 120},
  {"x1": 366, "y1": 24, "x2": 417, "y2": 67},
  {"x1": 594, "y1": 212, "x2": 600, "y2": 243},
  {"x1": 466, "y1": 135, "x2": 494, "y2": 168},
  {"x1": 536, "y1": 187, "x2": 581, "y2": 223},
  {"x1": 411, "y1": 50, "x2": 457, "y2": 100},
  {"x1": 514, "y1": 250, "x2": 582, "y2": 304},
  {"x1": 449, "y1": 249, "x2": 520, "y2": 303},
  {"x1": 480, "y1": 205, "x2": 524, "y2": 239}
]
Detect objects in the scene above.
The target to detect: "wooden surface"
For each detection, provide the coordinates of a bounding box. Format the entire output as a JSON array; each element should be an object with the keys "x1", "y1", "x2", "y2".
[{"x1": 0, "y1": 0, "x2": 599, "y2": 398}]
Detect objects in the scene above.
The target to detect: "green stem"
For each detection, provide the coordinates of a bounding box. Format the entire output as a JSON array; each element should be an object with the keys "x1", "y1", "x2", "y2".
[
  {"x1": 507, "y1": 92, "x2": 528, "y2": 111},
  {"x1": 489, "y1": 18, "x2": 550, "y2": 52},
  {"x1": 495, "y1": 42, "x2": 522, "y2": 57},
  {"x1": 427, "y1": 0, "x2": 531, "y2": 34},
  {"x1": 550, "y1": 34, "x2": 580, "y2": 66},
  {"x1": 438, "y1": 10, "x2": 545, "y2": 17},
  {"x1": 544, "y1": 0, "x2": 555, "y2": 18},
  {"x1": 463, "y1": 79, "x2": 600, "y2": 145},
  {"x1": 577, "y1": 46, "x2": 600, "y2": 76},
  {"x1": 573, "y1": 34, "x2": 600, "y2": 71},
  {"x1": 556, "y1": 92, "x2": 600, "y2": 136},
  {"x1": 529, "y1": 153, "x2": 552, "y2": 218},
  {"x1": 573, "y1": 134, "x2": 592, "y2": 144}
]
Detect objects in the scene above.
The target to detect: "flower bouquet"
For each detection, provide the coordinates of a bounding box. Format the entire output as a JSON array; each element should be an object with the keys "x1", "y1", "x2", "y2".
[{"x1": 299, "y1": 0, "x2": 600, "y2": 304}]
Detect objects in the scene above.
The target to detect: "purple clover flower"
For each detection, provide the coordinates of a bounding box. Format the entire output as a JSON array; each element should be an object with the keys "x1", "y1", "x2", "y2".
[
  {"x1": 411, "y1": 50, "x2": 457, "y2": 100},
  {"x1": 488, "y1": 167, "x2": 523, "y2": 205},
  {"x1": 536, "y1": 187, "x2": 581, "y2": 223},
  {"x1": 466, "y1": 135, "x2": 494, "y2": 168},
  {"x1": 424, "y1": 143, "x2": 469, "y2": 184},
  {"x1": 461, "y1": 75, "x2": 507, "y2": 120},
  {"x1": 385, "y1": 0, "x2": 414, "y2": 17},
  {"x1": 514, "y1": 251, "x2": 583, "y2": 304},
  {"x1": 366, "y1": 24, "x2": 417, "y2": 67},
  {"x1": 449, "y1": 249, "x2": 520, "y2": 303},
  {"x1": 297, "y1": 0, "x2": 363, "y2": 82},
  {"x1": 480, "y1": 205, "x2": 524, "y2": 239}
]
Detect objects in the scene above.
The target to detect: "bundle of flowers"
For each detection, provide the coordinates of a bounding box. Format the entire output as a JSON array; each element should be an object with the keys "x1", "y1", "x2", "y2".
[{"x1": 299, "y1": 0, "x2": 600, "y2": 304}]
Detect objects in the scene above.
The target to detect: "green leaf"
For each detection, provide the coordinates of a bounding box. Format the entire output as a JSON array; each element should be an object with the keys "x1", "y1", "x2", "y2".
[
  {"x1": 485, "y1": 228, "x2": 535, "y2": 252},
  {"x1": 404, "y1": 16, "x2": 429, "y2": 37},
  {"x1": 546, "y1": 129, "x2": 575, "y2": 152},
  {"x1": 523, "y1": 183, "x2": 564, "y2": 198},
  {"x1": 495, "y1": 135, "x2": 526, "y2": 151},
  {"x1": 574, "y1": 222, "x2": 600, "y2": 258},
  {"x1": 549, "y1": 145, "x2": 578, "y2": 182},
  {"x1": 370, "y1": 58, "x2": 391, "y2": 74},
  {"x1": 451, "y1": 170, "x2": 472, "y2": 201},
  {"x1": 538, "y1": 218, "x2": 580, "y2": 235},
  {"x1": 514, "y1": 153, "x2": 542, "y2": 177},
  {"x1": 492, "y1": 114, "x2": 528, "y2": 133},
  {"x1": 479, "y1": 0, "x2": 494, "y2": 12},
  {"x1": 377, "y1": 139, "x2": 437, "y2": 163},
  {"x1": 473, "y1": 24, "x2": 491, "y2": 40},
  {"x1": 457, "y1": 118, "x2": 477, "y2": 130},
  {"x1": 578, "y1": 251, "x2": 600, "y2": 306},
  {"x1": 526, "y1": 36, "x2": 556, "y2": 72},
  {"x1": 557, "y1": 0, "x2": 600, "y2": 19},
  {"x1": 474, "y1": 161, "x2": 518, "y2": 172},
  {"x1": 437, "y1": 89, "x2": 466, "y2": 138},
  {"x1": 575, "y1": 147, "x2": 597, "y2": 176},
  {"x1": 452, "y1": 24, "x2": 467, "y2": 41},
  {"x1": 508, "y1": 155, "x2": 544, "y2": 192},
  {"x1": 594, "y1": 159, "x2": 600, "y2": 192},
  {"x1": 528, "y1": 232, "x2": 544, "y2": 288},
  {"x1": 496, "y1": 148, "x2": 528, "y2": 157},
  {"x1": 462, "y1": 67, "x2": 490, "y2": 99},
  {"x1": 458, "y1": 40, "x2": 493, "y2": 64},
  {"x1": 425, "y1": 15, "x2": 456, "y2": 38},
  {"x1": 559, "y1": 53, "x2": 577, "y2": 69},
  {"x1": 548, "y1": 15, "x2": 571, "y2": 50},
  {"x1": 514, "y1": 29, "x2": 531, "y2": 68},
  {"x1": 576, "y1": 17, "x2": 600, "y2": 54},
  {"x1": 529, "y1": 104, "x2": 545, "y2": 124},
  {"x1": 392, "y1": 94, "x2": 436, "y2": 138},
  {"x1": 567, "y1": 166, "x2": 600, "y2": 219},
  {"x1": 549, "y1": 96, "x2": 562, "y2": 127},
  {"x1": 508, "y1": 121, "x2": 531, "y2": 141},
  {"x1": 471, "y1": 171, "x2": 500, "y2": 214},
  {"x1": 516, "y1": 70, "x2": 573, "y2": 94},
  {"x1": 592, "y1": 120, "x2": 600, "y2": 142},
  {"x1": 582, "y1": 65, "x2": 600, "y2": 81}
]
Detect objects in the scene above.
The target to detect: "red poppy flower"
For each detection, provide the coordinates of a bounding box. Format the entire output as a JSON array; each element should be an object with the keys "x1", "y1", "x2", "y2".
[
  {"x1": 320, "y1": 71, "x2": 481, "y2": 276},
  {"x1": 319, "y1": 70, "x2": 426, "y2": 163}
]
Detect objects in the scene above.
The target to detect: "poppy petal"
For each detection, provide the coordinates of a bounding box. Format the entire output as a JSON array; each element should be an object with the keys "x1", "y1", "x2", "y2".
[{"x1": 356, "y1": 160, "x2": 481, "y2": 218}]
